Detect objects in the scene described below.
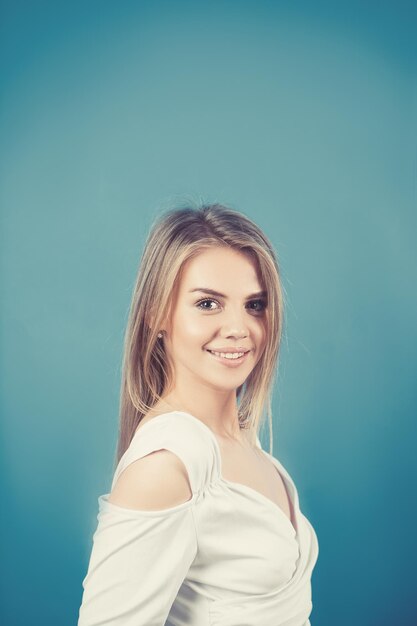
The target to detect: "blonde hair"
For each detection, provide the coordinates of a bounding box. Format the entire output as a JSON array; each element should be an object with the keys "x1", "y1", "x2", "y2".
[{"x1": 114, "y1": 202, "x2": 285, "y2": 468}]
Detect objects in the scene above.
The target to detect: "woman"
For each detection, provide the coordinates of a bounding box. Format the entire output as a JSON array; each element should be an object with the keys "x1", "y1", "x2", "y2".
[{"x1": 77, "y1": 203, "x2": 319, "y2": 625}]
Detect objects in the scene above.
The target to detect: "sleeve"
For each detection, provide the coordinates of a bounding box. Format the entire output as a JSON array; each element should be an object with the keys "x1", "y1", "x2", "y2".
[{"x1": 77, "y1": 419, "x2": 201, "y2": 626}]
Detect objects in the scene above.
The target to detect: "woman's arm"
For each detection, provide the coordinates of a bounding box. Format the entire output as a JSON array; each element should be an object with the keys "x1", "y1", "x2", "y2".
[{"x1": 77, "y1": 451, "x2": 198, "y2": 626}]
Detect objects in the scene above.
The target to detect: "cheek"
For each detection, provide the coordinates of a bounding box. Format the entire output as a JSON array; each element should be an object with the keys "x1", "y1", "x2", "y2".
[
  {"x1": 255, "y1": 321, "x2": 267, "y2": 349},
  {"x1": 174, "y1": 315, "x2": 211, "y2": 343}
]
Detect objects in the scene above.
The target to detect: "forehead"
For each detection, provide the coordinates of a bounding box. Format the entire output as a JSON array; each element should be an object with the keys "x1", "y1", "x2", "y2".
[{"x1": 179, "y1": 247, "x2": 262, "y2": 292}]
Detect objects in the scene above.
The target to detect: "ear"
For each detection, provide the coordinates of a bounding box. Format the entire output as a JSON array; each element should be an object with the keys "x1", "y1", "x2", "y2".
[{"x1": 146, "y1": 310, "x2": 168, "y2": 336}]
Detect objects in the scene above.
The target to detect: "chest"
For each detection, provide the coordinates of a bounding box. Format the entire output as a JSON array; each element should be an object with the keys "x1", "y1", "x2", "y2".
[
  {"x1": 192, "y1": 451, "x2": 300, "y2": 598},
  {"x1": 217, "y1": 439, "x2": 293, "y2": 524}
]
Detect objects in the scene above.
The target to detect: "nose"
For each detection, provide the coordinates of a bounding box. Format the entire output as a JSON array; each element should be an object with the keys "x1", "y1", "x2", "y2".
[{"x1": 221, "y1": 307, "x2": 249, "y2": 339}]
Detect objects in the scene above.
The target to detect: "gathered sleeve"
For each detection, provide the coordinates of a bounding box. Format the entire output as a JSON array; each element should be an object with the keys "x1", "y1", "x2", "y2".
[
  {"x1": 77, "y1": 494, "x2": 198, "y2": 626},
  {"x1": 77, "y1": 415, "x2": 209, "y2": 626}
]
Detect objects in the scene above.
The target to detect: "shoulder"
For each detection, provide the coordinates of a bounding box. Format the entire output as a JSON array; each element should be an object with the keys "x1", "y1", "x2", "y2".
[
  {"x1": 108, "y1": 448, "x2": 192, "y2": 511},
  {"x1": 110, "y1": 411, "x2": 219, "y2": 507}
]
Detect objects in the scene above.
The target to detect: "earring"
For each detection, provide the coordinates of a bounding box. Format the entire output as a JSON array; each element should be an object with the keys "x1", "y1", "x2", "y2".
[{"x1": 157, "y1": 331, "x2": 163, "y2": 338}]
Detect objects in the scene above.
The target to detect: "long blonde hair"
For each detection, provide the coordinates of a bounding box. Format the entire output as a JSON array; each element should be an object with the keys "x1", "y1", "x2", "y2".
[{"x1": 114, "y1": 202, "x2": 285, "y2": 468}]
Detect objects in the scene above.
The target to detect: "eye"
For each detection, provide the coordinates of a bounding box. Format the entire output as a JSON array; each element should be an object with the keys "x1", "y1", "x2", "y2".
[
  {"x1": 195, "y1": 298, "x2": 220, "y2": 311},
  {"x1": 195, "y1": 298, "x2": 267, "y2": 314},
  {"x1": 248, "y1": 299, "x2": 267, "y2": 313}
]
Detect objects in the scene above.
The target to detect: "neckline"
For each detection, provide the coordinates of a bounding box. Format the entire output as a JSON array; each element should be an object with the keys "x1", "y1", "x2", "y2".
[{"x1": 138, "y1": 410, "x2": 298, "y2": 536}]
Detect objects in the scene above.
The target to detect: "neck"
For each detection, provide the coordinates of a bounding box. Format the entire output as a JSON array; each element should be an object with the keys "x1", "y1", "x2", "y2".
[{"x1": 151, "y1": 396, "x2": 249, "y2": 444}]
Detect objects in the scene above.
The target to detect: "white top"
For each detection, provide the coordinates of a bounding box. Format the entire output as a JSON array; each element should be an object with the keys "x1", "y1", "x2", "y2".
[{"x1": 78, "y1": 411, "x2": 319, "y2": 626}]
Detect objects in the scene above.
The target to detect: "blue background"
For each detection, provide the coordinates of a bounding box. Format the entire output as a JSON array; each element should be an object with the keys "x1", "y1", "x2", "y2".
[{"x1": 1, "y1": 1, "x2": 416, "y2": 624}]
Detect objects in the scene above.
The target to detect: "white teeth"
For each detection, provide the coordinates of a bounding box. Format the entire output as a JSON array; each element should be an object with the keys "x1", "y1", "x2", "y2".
[{"x1": 210, "y1": 351, "x2": 245, "y2": 360}]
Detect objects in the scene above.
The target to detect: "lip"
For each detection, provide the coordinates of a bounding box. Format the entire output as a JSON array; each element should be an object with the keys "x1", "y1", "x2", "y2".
[
  {"x1": 206, "y1": 349, "x2": 251, "y2": 367},
  {"x1": 206, "y1": 347, "x2": 251, "y2": 353}
]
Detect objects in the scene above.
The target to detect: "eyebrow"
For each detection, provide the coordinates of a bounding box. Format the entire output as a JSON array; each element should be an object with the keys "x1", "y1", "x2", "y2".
[{"x1": 189, "y1": 287, "x2": 267, "y2": 299}]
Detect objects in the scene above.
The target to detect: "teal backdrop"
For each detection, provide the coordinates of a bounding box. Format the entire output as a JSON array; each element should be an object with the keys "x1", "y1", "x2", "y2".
[{"x1": 1, "y1": 1, "x2": 416, "y2": 624}]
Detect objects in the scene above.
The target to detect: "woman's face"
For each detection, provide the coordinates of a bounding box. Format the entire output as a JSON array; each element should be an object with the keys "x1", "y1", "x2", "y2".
[{"x1": 163, "y1": 246, "x2": 268, "y2": 393}]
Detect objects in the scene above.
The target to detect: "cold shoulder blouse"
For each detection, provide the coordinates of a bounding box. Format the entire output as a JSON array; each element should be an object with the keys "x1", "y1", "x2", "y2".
[{"x1": 78, "y1": 411, "x2": 319, "y2": 625}]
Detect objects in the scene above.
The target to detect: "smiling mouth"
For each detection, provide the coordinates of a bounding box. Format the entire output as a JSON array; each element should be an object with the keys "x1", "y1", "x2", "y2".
[{"x1": 206, "y1": 349, "x2": 250, "y2": 362}]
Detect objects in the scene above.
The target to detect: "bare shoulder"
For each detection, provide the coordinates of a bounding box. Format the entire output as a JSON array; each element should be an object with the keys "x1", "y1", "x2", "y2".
[{"x1": 108, "y1": 448, "x2": 193, "y2": 512}]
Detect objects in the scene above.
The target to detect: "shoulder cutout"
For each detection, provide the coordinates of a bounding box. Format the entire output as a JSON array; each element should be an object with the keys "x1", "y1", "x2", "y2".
[
  {"x1": 111, "y1": 411, "x2": 219, "y2": 499},
  {"x1": 108, "y1": 449, "x2": 193, "y2": 511}
]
